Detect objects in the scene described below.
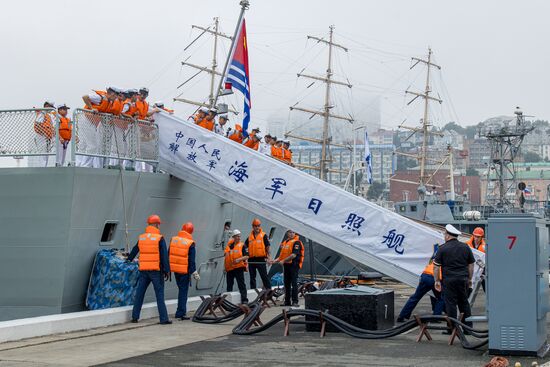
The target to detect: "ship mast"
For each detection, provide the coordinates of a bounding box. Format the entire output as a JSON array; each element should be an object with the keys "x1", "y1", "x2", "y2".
[
  {"x1": 405, "y1": 48, "x2": 442, "y2": 187},
  {"x1": 287, "y1": 25, "x2": 353, "y2": 181},
  {"x1": 392, "y1": 48, "x2": 444, "y2": 196},
  {"x1": 173, "y1": 17, "x2": 236, "y2": 112}
]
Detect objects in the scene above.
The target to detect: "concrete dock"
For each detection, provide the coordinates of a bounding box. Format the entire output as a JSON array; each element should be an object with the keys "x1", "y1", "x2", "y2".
[{"x1": 0, "y1": 281, "x2": 549, "y2": 367}]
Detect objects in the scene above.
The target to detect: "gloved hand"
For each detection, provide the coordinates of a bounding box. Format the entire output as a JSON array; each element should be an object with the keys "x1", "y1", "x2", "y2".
[{"x1": 192, "y1": 271, "x2": 200, "y2": 281}]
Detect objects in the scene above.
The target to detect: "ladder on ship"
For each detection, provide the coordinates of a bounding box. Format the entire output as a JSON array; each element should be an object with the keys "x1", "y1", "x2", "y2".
[{"x1": 157, "y1": 112, "x2": 455, "y2": 287}]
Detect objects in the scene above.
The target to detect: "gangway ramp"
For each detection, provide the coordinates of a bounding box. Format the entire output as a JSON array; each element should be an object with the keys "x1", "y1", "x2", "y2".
[{"x1": 157, "y1": 112, "x2": 445, "y2": 287}]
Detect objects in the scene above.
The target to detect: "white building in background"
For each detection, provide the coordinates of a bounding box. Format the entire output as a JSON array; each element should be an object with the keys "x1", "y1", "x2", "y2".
[{"x1": 291, "y1": 143, "x2": 395, "y2": 190}]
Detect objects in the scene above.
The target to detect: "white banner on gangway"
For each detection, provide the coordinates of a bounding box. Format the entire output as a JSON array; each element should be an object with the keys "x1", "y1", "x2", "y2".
[{"x1": 156, "y1": 112, "x2": 484, "y2": 286}]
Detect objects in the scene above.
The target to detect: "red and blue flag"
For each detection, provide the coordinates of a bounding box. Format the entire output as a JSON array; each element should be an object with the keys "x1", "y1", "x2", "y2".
[{"x1": 225, "y1": 18, "x2": 251, "y2": 136}]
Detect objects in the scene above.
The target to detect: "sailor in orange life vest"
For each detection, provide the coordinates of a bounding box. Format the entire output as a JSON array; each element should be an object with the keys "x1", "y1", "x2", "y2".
[
  {"x1": 169, "y1": 222, "x2": 200, "y2": 320},
  {"x1": 31, "y1": 100, "x2": 56, "y2": 167},
  {"x1": 153, "y1": 101, "x2": 174, "y2": 114},
  {"x1": 466, "y1": 227, "x2": 487, "y2": 292},
  {"x1": 282, "y1": 140, "x2": 293, "y2": 165},
  {"x1": 224, "y1": 229, "x2": 249, "y2": 304},
  {"x1": 396, "y1": 251, "x2": 445, "y2": 322},
  {"x1": 270, "y1": 229, "x2": 304, "y2": 307},
  {"x1": 127, "y1": 215, "x2": 172, "y2": 324},
  {"x1": 79, "y1": 87, "x2": 118, "y2": 168},
  {"x1": 244, "y1": 219, "x2": 272, "y2": 290},
  {"x1": 196, "y1": 108, "x2": 217, "y2": 131},
  {"x1": 109, "y1": 89, "x2": 135, "y2": 169},
  {"x1": 56, "y1": 104, "x2": 72, "y2": 167},
  {"x1": 190, "y1": 108, "x2": 208, "y2": 124},
  {"x1": 228, "y1": 124, "x2": 244, "y2": 143}
]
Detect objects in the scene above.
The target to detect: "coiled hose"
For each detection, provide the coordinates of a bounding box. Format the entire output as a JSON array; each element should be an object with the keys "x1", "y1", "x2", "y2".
[
  {"x1": 192, "y1": 289, "x2": 282, "y2": 324},
  {"x1": 231, "y1": 302, "x2": 488, "y2": 350}
]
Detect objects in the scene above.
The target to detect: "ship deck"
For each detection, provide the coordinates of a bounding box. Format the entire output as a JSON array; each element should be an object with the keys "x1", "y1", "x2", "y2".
[{"x1": 0, "y1": 280, "x2": 548, "y2": 367}]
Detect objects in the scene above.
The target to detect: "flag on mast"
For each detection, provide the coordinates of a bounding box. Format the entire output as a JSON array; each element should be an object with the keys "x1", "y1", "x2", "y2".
[
  {"x1": 224, "y1": 18, "x2": 251, "y2": 136},
  {"x1": 364, "y1": 130, "x2": 373, "y2": 184}
]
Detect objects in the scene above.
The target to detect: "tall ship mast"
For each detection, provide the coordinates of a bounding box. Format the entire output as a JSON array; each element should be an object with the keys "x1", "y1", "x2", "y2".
[
  {"x1": 392, "y1": 48, "x2": 445, "y2": 199},
  {"x1": 173, "y1": 17, "x2": 233, "y2": 111},
  {"x1": 286, "y1": 25, "x2": 354, "y2": 182}
]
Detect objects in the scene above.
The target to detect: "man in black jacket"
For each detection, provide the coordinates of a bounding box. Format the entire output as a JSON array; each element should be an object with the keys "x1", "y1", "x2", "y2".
[{"x1": 433, "y1": 224, "x2": 475, "y2": 329}]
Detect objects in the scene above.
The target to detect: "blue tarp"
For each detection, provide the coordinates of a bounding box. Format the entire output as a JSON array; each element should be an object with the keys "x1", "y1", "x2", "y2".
[{"x1": 86, "y1": 249, "x2": 139, "y2": 310}]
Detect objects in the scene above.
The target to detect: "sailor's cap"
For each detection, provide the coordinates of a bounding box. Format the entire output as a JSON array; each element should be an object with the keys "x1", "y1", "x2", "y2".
[
  {"x1": 199, "y1": 107, "x2": 208, "y2": 113},
  {"x1": 283, "y1": 139, "x2": 290, "y2": 144},
  {"x1": 154, "y1": 101, "x2": 164, "y2": 107},
  {"x1": 209, "y1": 108, "x2": 218, "y2": 114},
  {"x1": 445, "y1": 224, "x2": 461, "y2": 236},
  {"x1": 57, "y1": 103, "x2": 70, "y2": 110},
  {"x1": 44, "y1": 100, "x2": 56, "y2": 107},
  {"x1": 219, "y1": 114, "x2": 228, "y2": 120},
  {"x1": 255, "y1": 133, "x2": 263, "y2": 140}
]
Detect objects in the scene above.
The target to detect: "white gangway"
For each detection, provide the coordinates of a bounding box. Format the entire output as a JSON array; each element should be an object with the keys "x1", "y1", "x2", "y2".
[{"x1": 156, "y1": 112, "x2": 479, "y2": 287}]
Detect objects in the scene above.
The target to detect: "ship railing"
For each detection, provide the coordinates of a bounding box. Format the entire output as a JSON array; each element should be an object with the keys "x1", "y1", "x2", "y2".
[
  {"x1": 0, "y1": 108, "x2": 68, "y2": 167},
  {"x1": 71, "y1": 108, "x2": 159, "y2": 169},
  {"x1": 0, "y1": 108, "x2": 58, "y2": 158}
]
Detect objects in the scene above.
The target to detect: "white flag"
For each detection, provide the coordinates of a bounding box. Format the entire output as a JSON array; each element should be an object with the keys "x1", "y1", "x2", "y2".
[{"x1": 364, "y1": 130, "x2": 373, "y2": 184}]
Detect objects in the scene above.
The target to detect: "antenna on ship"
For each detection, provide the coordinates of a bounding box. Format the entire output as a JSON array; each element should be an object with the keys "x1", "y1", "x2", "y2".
[
  {"x1": 286, "y1": 25, "x2": 354, "y2": 182},
  {"x1": 480, "y1": 107, "x2": 534, "y2": 212},
  {"x1": 392, "y1": 47, "x2": 445, "y2": 199}
]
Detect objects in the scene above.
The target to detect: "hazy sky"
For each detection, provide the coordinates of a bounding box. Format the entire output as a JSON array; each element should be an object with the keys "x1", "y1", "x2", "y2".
[{"x1": 1, "y1": 0, "x2": 549, "y2": 132}]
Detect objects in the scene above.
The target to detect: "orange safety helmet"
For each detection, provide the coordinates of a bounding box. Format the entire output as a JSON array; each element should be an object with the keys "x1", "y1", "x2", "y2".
[
  {"x1": 147, "y1": 214, "x2": 162, "y2": 224},
  {"x1": 252, "y1": 218, "x2": 261, "y2": 226},
  {"x1": 473, "y1": 227, "x2": 484, "y2": 237},
  {"x1": 235, "y1": 124, "x2": 242, "y2": 132},
  {"x1": 182, "y1": 222, "x2": 194, "y2": 234}
]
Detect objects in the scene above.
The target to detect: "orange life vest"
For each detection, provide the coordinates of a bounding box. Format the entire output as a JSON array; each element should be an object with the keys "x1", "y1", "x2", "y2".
[
  {"x1": 107, "y1": 98, "x2": 124, "y2": 116},
  {"x1": 224, "y1": 241, "x2": 247, "y2": 271},
  {"x1": 85, "y1": 90, "x2": 110, "y2": 113},
  {"x1": 282, "y1": 148, "x2": 292, "y2": 163},
  {"x1": 466, "y1": 236, "x2": 486, "y2": 253},
  {"x1": 248, "y1": 230, "x2": 267, "y2": 258},
  {"x1": 58, "y1": 116, "x2": 72, "y2": 141},
  {"x1": 169, "y1": 230, "x2": 194, "y2": 274},
  {"x1": 34, "y1": 111, "x2": 55, "y2": 139},
  {"x1": 243, "y1": 138, "x2": 259, "y2": 150},
  {"x1": 229, "y1": 131, "x2": 243, "y2": 143},
  {"x1": 135, "y1": 100, "x2": 149, "y2": 120},
  {"x1": 197, "y1": 118, "x2": 214, "y2": 131},
  {"x1": 137, "y1": 226, "x2": 163, "y2": 271},
  {"x1": 278, "y1": 235, "x2": 304, "y2": 268},
  {"x1": 271, "y1": 146, "x2": 283, "y2": 160},
  {"x1": 122, "y1": 100, "x2": 138, "y2": 118},
  {"x1": 422, "y1": 259, "x2": 443, "y2": 278}
]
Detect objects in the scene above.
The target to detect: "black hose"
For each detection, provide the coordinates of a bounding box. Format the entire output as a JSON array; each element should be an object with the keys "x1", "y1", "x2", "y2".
[
  {"x1": 192, "y1": 289, "x2": 273, "y2": 324},
  {"x1": 231, "y1": 303, "x2": 488, "y2": 350}
]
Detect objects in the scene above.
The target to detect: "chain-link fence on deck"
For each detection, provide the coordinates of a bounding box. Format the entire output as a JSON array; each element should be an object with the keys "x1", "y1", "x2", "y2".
[
  {"x1": 72, "y1": 109, "x2": 159, "y2": 166},
  {"x1": 0, "y1": 108, "x2": 58, "y2": 157},
  {"x1": 136, "y1": 120, "x2": 159, "y2": 163}
]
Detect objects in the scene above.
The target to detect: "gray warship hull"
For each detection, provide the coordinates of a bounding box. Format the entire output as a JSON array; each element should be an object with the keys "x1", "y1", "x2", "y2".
[{"x1": 0, "y1": 167, "x2": 285, "y2": 321}]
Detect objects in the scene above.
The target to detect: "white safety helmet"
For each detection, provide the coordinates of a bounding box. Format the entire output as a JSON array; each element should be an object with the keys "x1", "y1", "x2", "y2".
[{"x1": 232, "y1": 229, "x2": 241, "y2": 236}]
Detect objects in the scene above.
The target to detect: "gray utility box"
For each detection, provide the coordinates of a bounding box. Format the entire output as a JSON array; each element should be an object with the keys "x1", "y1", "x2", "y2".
[
  {"x1": 304, "y1": 286, "x2": 394, "y2": 332},
  {"x1": 487, "y1": 213, "x2": 549, "y2": 356}
]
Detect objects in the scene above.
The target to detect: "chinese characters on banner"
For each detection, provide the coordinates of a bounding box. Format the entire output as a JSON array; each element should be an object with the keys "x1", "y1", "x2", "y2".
[{"x1": 157, "y1": 112, "x2": 485, "y2": 279}]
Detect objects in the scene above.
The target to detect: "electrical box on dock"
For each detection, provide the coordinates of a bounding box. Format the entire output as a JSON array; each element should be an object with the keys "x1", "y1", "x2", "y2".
[{"x1": 487, "y1": 214, "x2": 549, "y2": 356}]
